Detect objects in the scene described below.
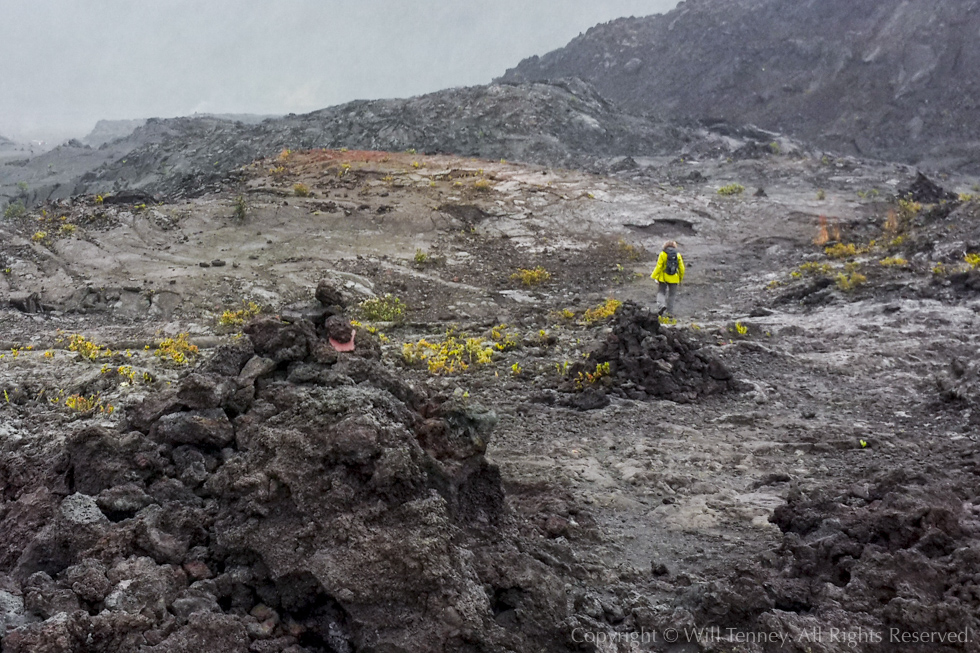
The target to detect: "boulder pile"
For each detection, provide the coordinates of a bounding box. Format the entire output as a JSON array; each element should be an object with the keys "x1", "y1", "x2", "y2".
[
  {"x1": 568, "y1": 302, "x2": 739, "y2": 405},
  {"x1": 759, "y1": 472, "x2": 980, "y2": 645},
  {"x1": 0, "y1": 317, "x2": 574, "y2": 652}
]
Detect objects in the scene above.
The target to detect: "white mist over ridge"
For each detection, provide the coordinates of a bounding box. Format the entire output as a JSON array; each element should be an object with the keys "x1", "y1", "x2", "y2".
[{"x1": 0, "y1": 0, "x2": 679, "y2": 142}]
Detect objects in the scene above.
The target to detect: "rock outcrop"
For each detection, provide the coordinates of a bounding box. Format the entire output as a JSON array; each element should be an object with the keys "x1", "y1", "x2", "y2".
[
  {"x1": 567, "y1": 301, "x2": 739, "y2": 406},
  {"x1": 0, "y1": 317, "x2": 575, "y2": 652},
  {"x1": 500, "y1": 0, "x2": 980, "y2": 171}
]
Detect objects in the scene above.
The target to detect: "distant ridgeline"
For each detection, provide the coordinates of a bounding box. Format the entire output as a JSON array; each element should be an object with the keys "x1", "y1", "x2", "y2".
[
  {"x1": 499, "y1": 0, "x2": 980, "y2": 170},
  {"x1": 16, "y1": 80, "x2": 762, "y2": 202},
  {"x1": 6, "y1": 78, "x2": 808, "y2": 205}
]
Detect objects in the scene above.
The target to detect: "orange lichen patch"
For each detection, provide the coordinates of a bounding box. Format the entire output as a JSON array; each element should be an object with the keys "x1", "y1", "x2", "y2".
[
  {"x1": 300, "y1": 149, "x2": 398, "y2": 165},
  {"x1": 814, "y1": 215, "x2": 841, "y2": 246},
  {"x1": 883, "y1": 208, "x2": 899, "y2": 236}
]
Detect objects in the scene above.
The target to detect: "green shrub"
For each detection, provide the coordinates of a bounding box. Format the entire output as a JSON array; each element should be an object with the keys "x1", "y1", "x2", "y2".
[
  {"x1": 835, "y1": 270, "x2": 867, "y2": 292},
  {"x1": 510, "y1": 267, "x2": 551, "y2": 287},
  {"x1": 219, "y1": 301, "x2": 262, "y2": 327},
  {"x1": 717, "y1": 183, "x2": 745, "y2": 196},
  {"x1": 825, "y1": 243, "x2": 866, "y2": 259},
  {"x1": 233, "y1": 195, "x2": 248, "y2": 221},
  {"x1": 359, "y1": 294, "x2": 405, "y2": 322},
  {"x1": 791, "y1": 262, "x2": 833, "y2": 278},
  {"x1": 3, "y1": 201, "x2": 26, "y2": 219},
  {"x1": 402, "y1": 330, "x2": 494, "y2": 374},
  {"x1": 583, "y1": 298, "x2": 622, "y2": 323}
]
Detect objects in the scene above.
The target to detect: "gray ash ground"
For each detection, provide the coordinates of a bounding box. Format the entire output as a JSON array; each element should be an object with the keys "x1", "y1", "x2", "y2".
[{"x1": 1, "y1": 148, "x2": 980, "y2": 652}]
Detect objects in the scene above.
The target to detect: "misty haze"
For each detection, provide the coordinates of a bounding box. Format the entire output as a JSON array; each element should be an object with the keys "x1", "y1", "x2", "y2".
[{"x1": 1, "y1": 1, "x2": 980, "y2": 652}]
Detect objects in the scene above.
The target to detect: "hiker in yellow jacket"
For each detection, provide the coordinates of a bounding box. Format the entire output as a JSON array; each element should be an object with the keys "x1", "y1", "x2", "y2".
[{"x1": 650, "y1": 240, "x2": 685, "y2": 316}]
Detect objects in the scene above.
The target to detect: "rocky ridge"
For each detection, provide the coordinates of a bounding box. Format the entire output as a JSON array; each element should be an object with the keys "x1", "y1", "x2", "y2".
[
  {"x1": 499, "y1": 0, "x2": 980, "y2": 171},
  {"x1": 2, "y1": 79, "x2": 806, "y2": 209},
  {"x1": 81, "y1": 120, "x2": 149, "y2": 149}
]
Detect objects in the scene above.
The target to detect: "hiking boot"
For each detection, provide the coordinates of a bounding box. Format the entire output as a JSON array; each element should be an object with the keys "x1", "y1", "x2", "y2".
[{"x1": 658, "y1": 306, "x2": 667, "y2": 316}]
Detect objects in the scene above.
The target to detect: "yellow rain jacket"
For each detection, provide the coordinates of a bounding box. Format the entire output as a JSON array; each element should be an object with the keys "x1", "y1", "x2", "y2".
[{"x1": 651, "y1": 248, "x2": 685, "y2": 284}]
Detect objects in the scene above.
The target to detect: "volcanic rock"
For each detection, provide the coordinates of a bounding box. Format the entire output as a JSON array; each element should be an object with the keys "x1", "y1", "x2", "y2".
[
  {"x1": 499, "y1": 0, "x2": 980, "y2": 170},
  {"x1": 314, "y1": 280, "x2": 346, "y2": 308},
  {"x1": 0, "y1": 317, "x2": 575, "y2": 651},
  {"x1": 569, "y1": 301, "x2": 740, "y2": 405}
]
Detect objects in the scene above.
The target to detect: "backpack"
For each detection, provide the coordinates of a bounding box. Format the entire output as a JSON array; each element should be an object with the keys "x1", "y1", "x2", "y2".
[{"x1": 664, "y1": 248, "x2": 679, "y2": 276}]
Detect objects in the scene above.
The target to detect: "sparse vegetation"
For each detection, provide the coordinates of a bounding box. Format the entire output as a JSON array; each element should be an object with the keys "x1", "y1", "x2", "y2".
[
  {"x1": 616, "y1": 239, "x2": 645, "y2": 261},
  {"x1": 293, "y1": 182, "x2": 311, "y2": 197},
  {"x1": 402, "y1": 330, "x2": 495, "y2": 374},
  {"x1": 816, "y1": 189, "x2": 826, "y2": 201},
  {"x1": 101, "y1": 364, "x2": 153, "y2": 385},
  {"x1": 835, "y1": 264, "x2": 867, "y2": 292},
  {"x1": 791, "y1": 261, "x2": 834, "y2": 278},
  {"x1": 61, "y1": 393, "x2": 114, "y2": 416},
  {"x1": 4, "y1": 201, "x2": 26, "y2": 219},
  {"x1": 490, "y1": 324, "x2": 521, "y2": 351},
  {"x1": 897, "y1": 197, "x2": 922, "y2": 222},
  {"x1": 717, "y1": 183, "x2": 745, "y2": 196},
  {"x1": 359, "y1": 294, "x2": 405, "y2": 322},
  {"x1": 219, "y1": 301, "x2": 262, "y2": 327},
  {"x1": 67, "y1": 334, "x2": 108, "y2": 361},
  {"x1": 154, "y1": 333, "x2": 199, "y2": 366},
  {"x1": 966, "y1": 253, "x2": 980, "y2": 270},
  {"x1": 510, "y1": 266, "x2": 551, "y2": 287},
  {"x1": 582, "y1": 298, "x2": 622, "y2": 323},
  {"x1": 473, "y1": 178, "x2": 493, "y2": 192},
  {"x1": 825, "y1": 242, "x2": 866, "y2": 259},
  {"x1": 233, "y1": 194, "x2": 248, "y2": 221},
  {"x1": 413, "y1": 249, "x2": 429, "y2": 266},
  {"x1": 575, "y1": 362, "x2": 611, "y2": 388},
  {"x1": 879, "y1": 256, "x2": 908, "y2": 267}
]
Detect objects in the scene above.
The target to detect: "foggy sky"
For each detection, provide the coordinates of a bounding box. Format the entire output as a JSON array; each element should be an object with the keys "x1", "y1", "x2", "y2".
[{"x1": 0, "y1": 0, "x2": 679, "y2": 143}]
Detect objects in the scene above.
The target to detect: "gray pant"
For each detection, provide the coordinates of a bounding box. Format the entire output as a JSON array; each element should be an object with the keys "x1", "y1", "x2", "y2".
[{"x1": 658, "y1": 282, "x2": 678, "y2": 314}]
